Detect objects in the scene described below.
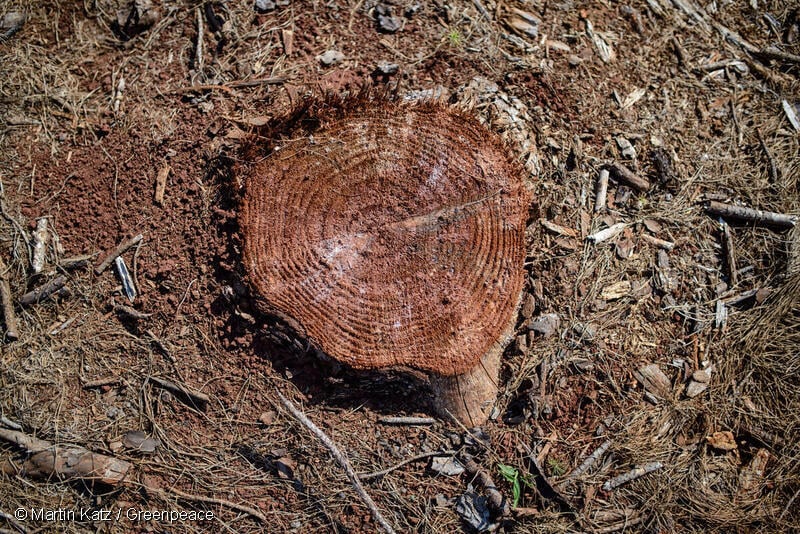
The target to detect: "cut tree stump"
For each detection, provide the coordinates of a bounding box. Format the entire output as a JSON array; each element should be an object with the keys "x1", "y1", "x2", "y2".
[{"x1": 239, "y1": 96, "x2": 530, "y2": 426}]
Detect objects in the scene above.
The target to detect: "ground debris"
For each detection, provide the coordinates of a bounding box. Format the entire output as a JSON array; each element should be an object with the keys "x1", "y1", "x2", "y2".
[
  {"x1": 634, "y1": 364, "x2": 671, "y2": 399},
  {"x1": 455, "y1": 490, "x2": 492, "y2": 532},
  {"x1": 115, "y1": 0, "x2": 160, "y2": 39}
]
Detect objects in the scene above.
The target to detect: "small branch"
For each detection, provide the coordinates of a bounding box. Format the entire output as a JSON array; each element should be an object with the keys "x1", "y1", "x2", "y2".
[
  {"x1": 0, "y1": 257, "x2": 19, "y2": 340},
  {"x1": 58, "y1": 253, "x2": 96, "y2": 272},
  {"x1": 601, "y1": 461, "x2": 662, "y2": 491},
  {"x1": 377, "y1": 416, "x2": 436, "y2": 425},
  {"x1": 0, "y1": 509, "x2": 28, "y2": 534},
  {"x1": 148, "y1": 376, "x2": 209, "y2": 412},
  {"x1": 276, "y1": 391, "x2": 397, "y2": 534},
  {"x1": 359, "y1": 450, "x2": 456, "y2": 480},
  {"x1": 145, "y1": 484, "x2": 267, "y2": 523},
  {"x1": 563, "y1": 440, "x2": 611, "y2": 482},
  {"x1": 640, "y1": 233, "x2": 674, "y2": 251},
  {"x1": 609, "y1": 163, "x2": 650, "y2": 192},
  {"x1": 472, "y1": 0, "x2": 491, "y2": 20},
  {"x1": 95, "y1": 234, "x2": 143, "y2": 275},
  {"x1": 81, "y1": 376, "x2": 123, "y2": 389},
  {"x1": 720, "y1": 221, "x2": 738, "y2": 287},
  {"x1": 195, "y1": 7, "x2": 204, "y2": 74},
  {"x1": 587, "y1": 223, "x2": 627, "y2": 244},
  {"x1": 459, "y1": 453, "x2": 509, "y2": 515},
  {"x1": 756, "y1": 130, "x2": 779, "y2": 184},
  {"x1": 757, "y1": 46, "x2": 800, "y2": 66},
  {"x1": 114, "y1": 304, "x2": 152, "y2": 320},
  {"x1": 19, "y1": 275, "x2": 66, "y2": 307},
  {"x1": 594, "y1": 169, "x2": 609, "y2": 213},
  {"x1": 705, "y1": 201, "x2": 797, "y2": 229},
  {"x1": 0, "y1": 416, "x2": 22, "y2": 431}
]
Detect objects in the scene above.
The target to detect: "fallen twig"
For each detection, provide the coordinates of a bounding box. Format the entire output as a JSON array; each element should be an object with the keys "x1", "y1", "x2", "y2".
[
  {"x1": 540, "y1": 219, "x2": 578, "y2": 237},
  {"x1": 95, "y1": 234, "x2": 143, "y2": 275},
  {"x1": 563, "y1": 440, "x2": 611, "y2": 483},
  {"x1": 148, "y1": 376, "x2": 209, "y2": 411},
  {"x1": 0, "y1": 428, "x2": 131, "y2": 485},
  {"x1": 594, "y1": 169, "x2": 609, "y2": 213},
  {"x1": 0, "y1": 257, "x2": 19, "y2": 340},
  {"x1": 705, "y1": 201, "x2": 797, "y2": 229},
  {"x1": 609, "y1": 163, "x2": 650, "y2": 192},
  {"x1": 0, "y1": 416, "x2": 22, "y2": 431},
  {"x1": 640, "y1": 233, "x2": 674, "y2": 250},
  {"x1": 359, "y1": 450, "x2": 456, "y2": 480},
  {"x1": 459, "y1": 453, "x2": 509, "y2": 515},
  {"x1": 377, "y1": 416, "x2": 436, "y2": 425},
  {"x1": 81, "y1": 376, "x2": 123, "y2": 389},
  {"x1": 0, "y1": 508, "x2": 28, "y2": 534},
  {"x1": 756, "y1": 130, "x2": 780, "y2": 184},
  {"x1": 276, "y1": 391, "x2": 397, "y2": 534},
  {"x1": 114, "y1": 304, "x2": 151, "y2": 320},
  {"x1": 194, "y1": 6, "x2": 204, "y2": 74},
  {"x1": 587, "y1": 223, "x2": 627, "y2": 244},
  {"x1": 145, "y1": 484, "x2": 267, "y2": 523},
  {"x1": 756, "y1": 46, "x2": 800, "y2": 66},
  {"x1": 601, "y1": 461, "x2": 662, "y2": 491},
  {"x1": 58, "y1": 253, "x2": 96, "y2": 272},
  {"x1": 720, "y1": 221, "x2": 738, "y2": 287},
  {"x1": 19, "y1": 275, "x2": 66, "y2": 307}
]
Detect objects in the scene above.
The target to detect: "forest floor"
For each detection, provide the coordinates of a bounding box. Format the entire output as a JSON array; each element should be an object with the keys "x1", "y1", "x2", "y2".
[{"x1": 1, "y1": 0, "x2": 799, "y2": 532}]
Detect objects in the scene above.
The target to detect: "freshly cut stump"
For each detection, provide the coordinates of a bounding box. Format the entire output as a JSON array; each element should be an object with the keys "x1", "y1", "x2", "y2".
[{"x1": 241, "y1": 99, "x2": 530, "y2": 426}]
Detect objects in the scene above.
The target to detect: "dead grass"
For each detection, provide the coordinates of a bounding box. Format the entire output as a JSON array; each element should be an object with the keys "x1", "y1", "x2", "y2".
[{"x1": 2, "y1": 0, "x2": 800, "y2": 533}]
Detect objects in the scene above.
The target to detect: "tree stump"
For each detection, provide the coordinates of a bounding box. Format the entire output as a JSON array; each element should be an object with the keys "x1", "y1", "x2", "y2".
[{"x1": 240, "y1": 96, "x2": 530, "y2": 426}]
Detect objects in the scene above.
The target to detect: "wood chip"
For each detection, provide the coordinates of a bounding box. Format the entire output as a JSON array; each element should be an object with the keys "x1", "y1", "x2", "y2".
[
  {"x1": 587, "y1": 222, "x2": 627, "y2": 244},
  {"x1": 540, "y1": 219, "x2": 578, "y2": 237},
  {"x1": 782, "y1": 100, "x2": 800, "y2": 131},
  {"x1": 634, "y1": 364, "x2": 671, "y2": 399},
  {"x1": 600, "y1": 280, "x2": 631, "y2": 300},
  {"x1": 154, "y1": 164, "x2": 170, "y2": 205},
  {"x1": 706, "y1": 430, "x2": 737, "y2": 451}
]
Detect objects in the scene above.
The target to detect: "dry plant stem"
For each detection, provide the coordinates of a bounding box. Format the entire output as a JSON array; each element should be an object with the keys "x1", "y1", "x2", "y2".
[
  {"x1": 114, "y1": 304, "x2": 151, "y2": 320},
  {"x1": 705, "y1": 201, "x2": 797, "y2": 229},
  {"x1": 640, "y1": 233, "x2": 674, "y2": 250},
  {"x1": 564, "y1": 440, "x2": 612, "y2": 482},
  {"x1": 0, "y1": 509, "x2": 27, "y2": 534},
  {"x1": 594, "y1": 169, "x2": 609, "y2": 212},
  {"x1": 95, "y1": 234, "x2": 143, "y2": 274},
  {"x1": 590, "y1": 515, "x2": 643, "y2": 534},
  {"x1": 378, "y1": 416, "x2": 436, "y2": 425},
  {"x1": 276, "y1": 391, "x2": 397, "y2": 534},
  {"x1": 0, "y1": 257, "x2": 19, "y2": 340},
  {"x1": 587, "y1": 223, "x2": 627, "y2": 244},
  {"x1": 609, "y1": 163, "x2": 650, "y2": 192},
  {"x1": 148, "y1": 376, "x2": 209, "y2": 411},
  {"x1": 460, "y1": 453, "x2": 509, "y2": 515},
  {"x1": 757, "y1": 46, "x2": 800, "y2": 65},
  {"x1": 195, "y1": 7, "x2": 204, "y2": 74},
  {"x1": 358, "y1": 450, "x2": 457, "y2": 480},
  {"x1": 722, "y1": 221, "x2": 738, "y2": 287},
  {"x1": 601, "y1": 461, "x2": 662, "y2": 491},
  {"x1": 145, "y1": 484, "x2": 267, "y2": 523},
  {"x1": 756, "y1": 130, "x2": 780, "y2": 184},
  {"x1": 0, "y1": 428, "x2": 131, "y2": 485},
  {"x1": 19, "y1": 275, "x2": 66, "y2": 307}
]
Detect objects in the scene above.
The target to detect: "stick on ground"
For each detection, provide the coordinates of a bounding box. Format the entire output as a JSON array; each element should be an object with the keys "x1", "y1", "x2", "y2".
[
  {"x1": 563, "y1": 439, "x2": 612, "y2": 482},
  {"x1": 602, "y1": 461, "x2": 662, "y2": 491},
  {"x1": 594, "y1": 169, "x2": 609, "y2": 212},
  {"x1": 19, "y1": 275, "x2": 66, "y2": 307},
  {"x1": 95, "y1": 234, "x2": 143, "y2": 275},
  {"x1": 609, "y1": 163, "x2": 650, "y2": 192},
  {"x1": 0, "y1": 257, "x2": 19, "y2": 340},
  {"x1": 705, "y1": 201, "x2": 797, "y2": 229},
  {"x1": 276, "y1": 391, "x2": 397, "y2": 534}
]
